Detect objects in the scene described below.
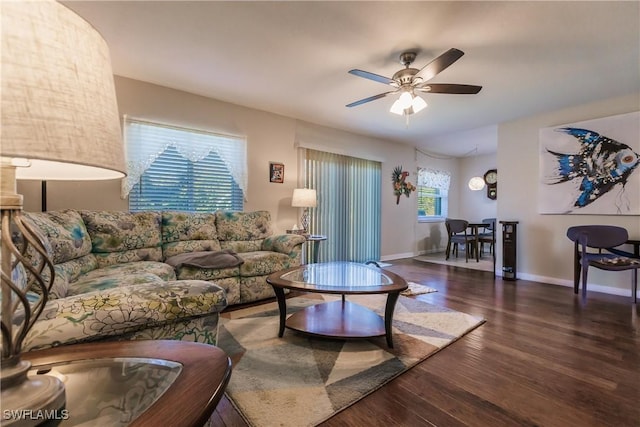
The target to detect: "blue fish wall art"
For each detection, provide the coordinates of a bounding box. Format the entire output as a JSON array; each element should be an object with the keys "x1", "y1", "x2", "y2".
[{"x1": 539, "y1": 112, "x2": 640, "y2": 215}]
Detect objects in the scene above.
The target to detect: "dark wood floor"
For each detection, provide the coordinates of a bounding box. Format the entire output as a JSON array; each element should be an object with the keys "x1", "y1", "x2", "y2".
[{"x1": 211, "y1": 258, "x2": 640, "y2": 427}]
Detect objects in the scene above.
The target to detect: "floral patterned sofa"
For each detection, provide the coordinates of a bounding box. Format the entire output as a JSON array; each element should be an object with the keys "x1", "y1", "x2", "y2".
[{"x1": 22, "y1": 209, "x2": 305, "y2": 351}]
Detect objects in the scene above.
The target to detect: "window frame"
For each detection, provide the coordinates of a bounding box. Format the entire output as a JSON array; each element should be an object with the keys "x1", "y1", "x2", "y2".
[{"x1": 416, "y1": 168, "x2": 450, "y2": 223}]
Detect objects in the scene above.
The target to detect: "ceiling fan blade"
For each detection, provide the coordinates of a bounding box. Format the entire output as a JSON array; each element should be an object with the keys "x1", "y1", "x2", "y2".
[
  {"x1": 346, "y1": 91, "x2": 397, "y2": 108},
  {"x1": 414, "y1": 48, "x2": 465, "y2": 82},
  {"x1": 348, "y1": 69, "x2": 396, "y2": 85},
  {"x1": 416, "y1": 84, "x2": 482, "y2": 94}
]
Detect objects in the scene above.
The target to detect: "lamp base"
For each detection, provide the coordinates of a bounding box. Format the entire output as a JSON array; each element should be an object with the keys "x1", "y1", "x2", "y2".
[
  {"x1": 300, "y1": 208, "x2": 310, "y2": 233},
  {"x1": 1, "y1": 361, "x2": 66, "y2": 426}
]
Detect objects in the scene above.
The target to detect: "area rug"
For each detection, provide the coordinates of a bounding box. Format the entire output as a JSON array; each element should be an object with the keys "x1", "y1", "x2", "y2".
[
  {"x1": 217, "y1": 293, "x2": 484, "y2": 427},
  {"x1": 402, "y1": 281, "x2": 437, "y2": 296}
]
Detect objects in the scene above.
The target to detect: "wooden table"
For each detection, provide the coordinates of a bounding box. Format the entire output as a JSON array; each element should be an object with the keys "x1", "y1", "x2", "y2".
[
  {"x1": 467, "y1": 222, "x2": 490, "y2": 262},
  {"x1": 266, "y1": 262, "x2": 408, "y2": 348},
  {"x1": 24, "y1": 340, "x2": 232, "y2": 427}
]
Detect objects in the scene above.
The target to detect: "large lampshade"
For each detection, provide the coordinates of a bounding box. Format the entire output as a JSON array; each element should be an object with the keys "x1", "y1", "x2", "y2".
[
  {"x1": 1, "y1": 0, "x2": 125, "y2": 419},
  {"x1": 1, "y1": 0, "x2": 126, "y2": 180},
  {"x1": 292, "y1": 189, "x2": 317, "y2": 208}
]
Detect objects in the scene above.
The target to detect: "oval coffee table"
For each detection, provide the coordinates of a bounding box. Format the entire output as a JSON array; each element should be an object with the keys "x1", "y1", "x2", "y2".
[{"x1": 266, "y1": 261, "x2": 408, "y2": 348}]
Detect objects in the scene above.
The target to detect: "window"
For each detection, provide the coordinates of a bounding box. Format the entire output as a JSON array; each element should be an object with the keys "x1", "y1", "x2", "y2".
[
  {"x1": 122, "y1": 117, "x2": 246, "y2": 212},
  {"x1": 417, "y1": 168, "x2": 450, "y2": 221}
]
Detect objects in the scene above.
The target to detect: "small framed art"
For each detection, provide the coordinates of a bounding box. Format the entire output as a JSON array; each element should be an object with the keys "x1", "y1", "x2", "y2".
[{"x1": 269, "y1": 162, "x2": 284, "y2": 183}]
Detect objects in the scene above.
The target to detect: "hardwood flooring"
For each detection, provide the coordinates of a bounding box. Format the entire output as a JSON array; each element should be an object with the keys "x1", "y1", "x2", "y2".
[{"x1": 211, "y1": 258, "x2": 639, "y2": 427}]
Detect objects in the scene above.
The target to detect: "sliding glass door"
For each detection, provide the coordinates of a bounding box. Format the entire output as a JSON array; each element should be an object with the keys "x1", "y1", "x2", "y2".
[{"x1": 303, "y1": 149, "x2": 381, "y2": 263}]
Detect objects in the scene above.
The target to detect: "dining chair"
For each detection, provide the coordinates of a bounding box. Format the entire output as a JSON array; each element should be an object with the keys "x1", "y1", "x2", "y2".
[
  {"x1": 445, "y1": 219, "x2": 475, "y2": 262},
  {"x1": 478, "y1": 218, "x2": 496, "y2": 255},
  {"x1": 566, "y1": 225, "x2": 640, "y2": 302}
]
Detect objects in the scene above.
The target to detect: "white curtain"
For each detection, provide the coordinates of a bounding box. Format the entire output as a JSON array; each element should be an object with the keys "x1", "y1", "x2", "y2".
[
  {"x1": 121, "y1": 117, "x2": 247, "y2": 199},
  {"x1": 418, "y1": 168, "x2": 451, "y2": 190}
]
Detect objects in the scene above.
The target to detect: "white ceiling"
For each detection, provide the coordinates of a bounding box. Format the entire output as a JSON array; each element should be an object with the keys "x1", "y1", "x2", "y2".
[{"x1": 63, "y1": 1, "x2": 640, "y2": 157}]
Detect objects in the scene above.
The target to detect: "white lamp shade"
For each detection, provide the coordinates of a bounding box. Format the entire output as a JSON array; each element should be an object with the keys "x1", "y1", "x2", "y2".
[
  {"x1": 468, "y1": 176, "x2": 486, "y2": 191},
  {"x1": 1, "y1": 0, "x2": 125, "y2": 180},
  {"x1": 292, "y1": 188, "x2": 317, "y2": 208},
  {"x1": 398, "y1": 91, "x2": 413, "y2": 109},
  {"x1": 412, "y1": 95, "x2": 427, "y2": 113},
  {"x1": 390, "y1": 99, "x2": 405, "y2": 115}
]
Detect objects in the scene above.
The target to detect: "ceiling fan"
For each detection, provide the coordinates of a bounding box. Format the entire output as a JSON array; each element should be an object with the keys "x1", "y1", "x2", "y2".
[{"x1": 346, "y1": 48, "x2": 482, "y2": 116}]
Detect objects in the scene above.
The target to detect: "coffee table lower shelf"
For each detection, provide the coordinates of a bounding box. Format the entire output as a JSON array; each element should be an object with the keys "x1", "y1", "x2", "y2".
[{"x1": 286, "y1": 300, "x2": 386, "y2": 339}]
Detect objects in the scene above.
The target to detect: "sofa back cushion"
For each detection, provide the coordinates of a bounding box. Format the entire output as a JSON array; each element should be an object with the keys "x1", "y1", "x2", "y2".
[
  {"x1": 79, "y1": 211, "x2": 163, "y2": 267},
  {"x1": 215, "y1": 210, "x2": 272, "y2": 252},
  {"x1": 161, "y1": 211, "x2": 221, "y2": 258},
  {"x1": 24, "y1": 210, "x2": 92, "y2": 264},
  {"x1": 23, "y1": 210, "x2": 97, "y2": 298}
]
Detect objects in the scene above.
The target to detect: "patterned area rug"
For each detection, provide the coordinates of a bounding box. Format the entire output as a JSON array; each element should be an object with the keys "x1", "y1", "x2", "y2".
[{"x1": 217, "y1": 293, "x2": 484, "y2": 427}]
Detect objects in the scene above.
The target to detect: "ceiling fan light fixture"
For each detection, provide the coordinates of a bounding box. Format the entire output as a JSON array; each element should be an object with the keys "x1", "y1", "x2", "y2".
[
  {"x1": 390, "y1": 99, "x2": 405, "y2": 115},
  {"x1": 398, "y1": 91, "x2": 413, "y2": 109},
  {"x1": 412, "y1": 95, "x2": 427, "y2": 113}
]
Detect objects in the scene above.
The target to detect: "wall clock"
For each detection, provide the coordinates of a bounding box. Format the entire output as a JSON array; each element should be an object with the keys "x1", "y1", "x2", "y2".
[{"x1": 484, "y1": 169, "x2": 497, "y2": 200}]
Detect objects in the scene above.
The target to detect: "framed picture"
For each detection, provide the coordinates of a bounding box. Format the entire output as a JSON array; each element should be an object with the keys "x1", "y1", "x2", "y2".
[
  {"x1": 538, "y1": 111, "x2": 639, "y2": 215},
  {"x1": 269, "y1": 162, "x2": 284, "y2": 183}
]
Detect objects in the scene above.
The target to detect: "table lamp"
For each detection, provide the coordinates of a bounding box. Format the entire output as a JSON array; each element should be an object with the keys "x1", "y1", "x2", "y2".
[
  {"x1": 1, "y1": 0, "x2": 125, "y2": 421},
  {"x1": 291, "y1": 189, "x2": 317, "y2": 232}
]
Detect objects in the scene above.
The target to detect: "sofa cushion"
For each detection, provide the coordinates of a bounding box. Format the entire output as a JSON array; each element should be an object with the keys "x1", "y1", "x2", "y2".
[
  {"x1": 80, "y1": 211, "x2": 163, "y2": 267},
  {"x1": 161, "y1": 211, "x2": 221, "y2": 258},
  {"x1": 24, "y1": 210, "x2": 92, "y2": 264},
  {"x1": 215, "y1": 210, "x2": 272, "y2": 242},
  {"x1": 67, "y1": 272, "x2": 166, "y2": 296},
  {"x1": 175, "y1": 265, "x2": 240, "y2": 281},
  {"x1": 22, "y1": 210, "x2": 96, "y2": 299},
  {"x1": 66, "y1": 261, "x2": 175, "y2": 296},
  {"x1": 238, "y1": 251, "x2": 297, "y2": 276},
  {"x1": 24, "y1": 280, "x2": 227, "y2": 351}
]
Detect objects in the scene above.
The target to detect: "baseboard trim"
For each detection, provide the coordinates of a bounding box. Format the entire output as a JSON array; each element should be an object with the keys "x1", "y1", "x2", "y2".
[
  {"x1": 385, "y1": 253, "x2": 637, "y2": 299},
  {"x1": 515, "y1": 272, "x2": 638, "y2": 299}
]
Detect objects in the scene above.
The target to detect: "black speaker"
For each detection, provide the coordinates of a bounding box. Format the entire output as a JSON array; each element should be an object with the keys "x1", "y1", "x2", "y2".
[{"x1": 500, "y1": 221, "x2": 519, "y2": 281}]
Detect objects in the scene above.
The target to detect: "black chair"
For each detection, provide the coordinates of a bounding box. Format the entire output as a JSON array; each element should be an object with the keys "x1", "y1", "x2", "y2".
[
  {"x1": 445, "y1": 219, "x2": 475, "y2": 262},
  {"x1": 566, "y1": 225, "x2": 640, "y2": 302},
  {"x1": 478, "y1": 217, "x2": 496, "y2": 255}
]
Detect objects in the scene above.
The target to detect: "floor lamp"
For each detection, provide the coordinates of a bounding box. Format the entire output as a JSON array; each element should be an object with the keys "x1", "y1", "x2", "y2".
[{"x1": 1, "y1": 0, "x2": 126, "y2": 421}]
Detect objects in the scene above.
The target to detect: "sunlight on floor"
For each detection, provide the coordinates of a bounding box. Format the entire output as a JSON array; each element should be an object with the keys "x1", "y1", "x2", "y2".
[{"x1": 414, "y1": 252, "x2": 495, "y2": 273}]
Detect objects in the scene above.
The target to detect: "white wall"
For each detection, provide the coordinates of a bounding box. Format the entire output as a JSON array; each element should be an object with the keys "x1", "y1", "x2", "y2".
[
  {"x1": 497, "y1": 92, "x2": 640, "y2": 296},
  {"x1": 17, "y1": 76, "x2": 639, "y2": 297},
  {"x1": 459, "y1": 153, "x2": 498, "y2": 222},
  {"x1": 18, "y1": 76, "x2": 417, "y2": 260},
  {"x1": 414, "y1": 151, "x2": 459, "y2": 256}
]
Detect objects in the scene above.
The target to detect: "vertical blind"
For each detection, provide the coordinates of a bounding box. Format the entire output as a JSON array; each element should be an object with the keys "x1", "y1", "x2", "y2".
[
  {"x1": 123, "y1": 117, "x2": 246, "y2": 212},
  {"x1": 304, "y1": 149, "x2": 381, "y2": 263}
]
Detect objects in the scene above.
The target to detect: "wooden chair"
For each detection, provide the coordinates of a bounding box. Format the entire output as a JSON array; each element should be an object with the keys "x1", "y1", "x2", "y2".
[
  {"x1": 566, "y1": 225, "x2": 640, "y2": 302},
  {"x1": 445, "y1": 219, "x2": 475, "y2": 262}
]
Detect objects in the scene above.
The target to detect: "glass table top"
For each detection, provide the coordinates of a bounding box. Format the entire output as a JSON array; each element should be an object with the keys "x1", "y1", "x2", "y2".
[
  {"x1": 29, "y1": 357, "x2": 182, "y2": 426},
  {"x1": 278, "y1": 261, "x2": 397, "y2": 292}
]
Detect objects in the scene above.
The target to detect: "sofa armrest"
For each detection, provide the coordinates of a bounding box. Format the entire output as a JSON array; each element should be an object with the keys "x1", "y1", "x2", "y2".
[
  {"x1": 262, "y1": 234, "x2": 306, "y2": 255},
  {"x1": 23, "y1": 280, "x2": 227, "y2": 351}
]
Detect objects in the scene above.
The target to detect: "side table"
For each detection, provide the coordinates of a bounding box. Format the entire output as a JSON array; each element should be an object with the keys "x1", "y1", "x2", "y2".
[
  {"x1": 20, "y1": 340, "x2": 231, "y2": 427},
  {"x1": 306, "y1": 234, "x2": 327, "y2": 263}
]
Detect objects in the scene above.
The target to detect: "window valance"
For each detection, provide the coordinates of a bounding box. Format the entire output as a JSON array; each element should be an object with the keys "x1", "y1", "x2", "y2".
[{"x1": 417, "y1": 168, "x2": 451, "y2": 191}]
